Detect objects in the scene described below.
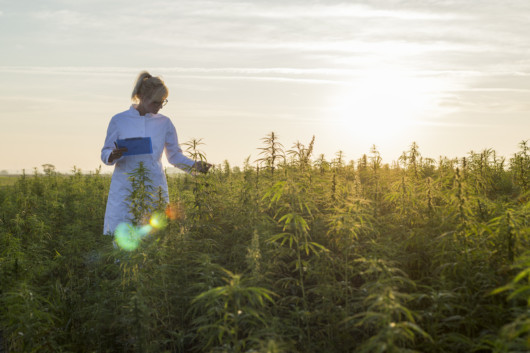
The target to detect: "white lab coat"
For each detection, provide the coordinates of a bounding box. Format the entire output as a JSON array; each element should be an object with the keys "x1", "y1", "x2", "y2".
[{"x1": 101, "y1": 105, "x2": 195, "y2": 234}]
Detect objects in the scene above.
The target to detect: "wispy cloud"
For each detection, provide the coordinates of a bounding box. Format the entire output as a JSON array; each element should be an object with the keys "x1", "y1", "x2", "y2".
[
  {"x1": 5, "y1": 0, "x2": 528, "y2": 75},
  {"x1": 180, "y1": 3, "x2": 463, "y2": 21},
  {"x1": 0, "y1": 66, "x2": 355, "y2": 86},
  {"x1": 2, "y1": 66, "x2": 527, "y2": 80},
  {"x1": 31, "y1": 9, "x2": 84, "y2": 26},
  {"x1": 0, "y1": 66, "x2": 136, "y2": 76},
  {"x1": 416, "y1": 120, "x2": 498, "y2": 128},
  {"x1": 0, "y1": 96, "x2": 66, "y2": 104}
]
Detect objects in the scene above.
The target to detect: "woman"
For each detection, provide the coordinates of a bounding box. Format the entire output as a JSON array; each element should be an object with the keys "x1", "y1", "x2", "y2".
[{"x1": 101, "y1": 71, "x2": 210, "y2": 235}]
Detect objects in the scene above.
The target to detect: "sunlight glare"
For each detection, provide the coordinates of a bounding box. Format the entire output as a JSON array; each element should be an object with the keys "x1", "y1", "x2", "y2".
[
  {"x1": 150, "y1": 212, "x2": 168, "y2": 229},
  {"x1": 332, "y1": 70, "x2": 442, "y2": 143}
]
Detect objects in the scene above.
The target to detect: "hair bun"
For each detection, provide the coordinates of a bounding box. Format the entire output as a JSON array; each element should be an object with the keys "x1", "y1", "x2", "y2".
[{"x1": 131, "y1": 71, "x2": 168, "y2": 102}]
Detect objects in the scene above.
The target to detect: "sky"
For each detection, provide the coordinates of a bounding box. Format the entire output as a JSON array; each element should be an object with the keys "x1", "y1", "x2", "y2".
[{"x1": 0, "y1": 0, "x2": 529, "y2": 173}]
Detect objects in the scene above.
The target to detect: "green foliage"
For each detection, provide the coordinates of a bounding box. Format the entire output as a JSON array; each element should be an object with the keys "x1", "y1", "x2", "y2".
[
  {"x1": 1, "y1": 137, "x2": 529, "y2": 352},
  {"x1": 347, "y1": 257, "x2": 433, "y2": 353},
  {"x1": 190, "y1": 268, "x2": 277, "y2": 352},
  {"x1": 257, "y1": 132, "x2": 285, "y2": 177},
  {"x1": 126, "y1": 161, "x2": 156, "y2": 226}
]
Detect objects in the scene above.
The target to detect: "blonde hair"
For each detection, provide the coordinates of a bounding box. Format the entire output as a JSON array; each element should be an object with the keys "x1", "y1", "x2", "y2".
[{"x1": 131, "y1": 71, "x2": 168, "y2": 103}]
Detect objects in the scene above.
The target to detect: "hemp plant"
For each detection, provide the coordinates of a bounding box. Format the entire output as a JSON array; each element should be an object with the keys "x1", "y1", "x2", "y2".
[
  {"x1": 126, "y1": 162, "x2": 155, "y2": 226},
  {"x1": 189, "y1": 269, "x2": 276, "y2": 353},
  {"x1": 257, "y1": 132, "x2": 285, "y2": 178},
  {"x1": 264, "y1": 177, "x2": 328, "y2": 343}
]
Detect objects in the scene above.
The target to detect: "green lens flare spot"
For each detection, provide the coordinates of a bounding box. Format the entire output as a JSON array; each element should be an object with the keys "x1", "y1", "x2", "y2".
[
  {"x1": 138, "y1": 224, "x2": 153, "y2": 237},
  {"x1": 114, "y1": 223, "x2": 140, "y2": 251}
]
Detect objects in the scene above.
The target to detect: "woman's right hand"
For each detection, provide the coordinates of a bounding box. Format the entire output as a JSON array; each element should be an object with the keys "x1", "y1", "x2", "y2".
[{"x1": 108, "y1": 147, "x2": 128, "y2": 163}]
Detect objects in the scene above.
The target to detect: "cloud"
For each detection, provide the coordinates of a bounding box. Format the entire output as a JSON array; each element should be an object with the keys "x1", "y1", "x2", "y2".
[
  {"x1": 0, "y1": 65, "x2": 357, "y2": 78},
  {"x1": 2, "y1": 66, "x2": 528, "y2": 88},
  {"x1": 3, "y1": 1, "x2": 530, "y2": 102},
  {"x1": 31, "y1": 9, "x2": 84, "y2": 26},
  {"x1": 416, "y1": 120, "x2": 497, "y2": 128},
  {"x1": 179, "y1": 2, "x2": 461, "y2": 21},
  {"x1": 7, "y1": 0, "x2": 528, "y2": 76},
  {"x1": 0, "y1": 66, "x2": 355, "y2": 87},
  {"x1": 0, "y1": 66, "x2": 135, "y2": 77}
]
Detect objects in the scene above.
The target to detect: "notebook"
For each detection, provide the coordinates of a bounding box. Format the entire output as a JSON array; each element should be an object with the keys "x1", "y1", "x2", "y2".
[{"x1": 116, "y1": 137, "x2": 153, "y2": 156}]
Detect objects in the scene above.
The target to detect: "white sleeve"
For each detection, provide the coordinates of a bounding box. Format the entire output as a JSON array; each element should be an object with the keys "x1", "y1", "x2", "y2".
[
  {"x1": 100, "y1": 117, "x2": 121, "y2": 166},
  {"x1": 165, "y1": 120, "x2": 195, "y2": 171}
]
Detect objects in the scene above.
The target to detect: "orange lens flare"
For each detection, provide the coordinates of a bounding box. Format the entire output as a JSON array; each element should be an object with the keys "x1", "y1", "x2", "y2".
[{"x1": 165, "y1": 202, "x2": 184, "y2": 221}]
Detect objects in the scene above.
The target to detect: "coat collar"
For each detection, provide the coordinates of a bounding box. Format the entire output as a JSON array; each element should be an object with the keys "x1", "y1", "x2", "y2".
[{"x1": 129, "y1": 104, "x2": 160, "y2": 118}]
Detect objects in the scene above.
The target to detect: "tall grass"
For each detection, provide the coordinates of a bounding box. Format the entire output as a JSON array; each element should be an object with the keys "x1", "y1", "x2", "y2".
[{"x1": 0, "y1": 136, "x2": 529, "y2": 352}]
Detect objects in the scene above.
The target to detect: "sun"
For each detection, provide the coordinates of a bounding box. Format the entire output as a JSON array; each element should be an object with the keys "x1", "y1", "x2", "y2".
[{"x1": 332, "y1": 70, "x2": 439, "y2": 143}]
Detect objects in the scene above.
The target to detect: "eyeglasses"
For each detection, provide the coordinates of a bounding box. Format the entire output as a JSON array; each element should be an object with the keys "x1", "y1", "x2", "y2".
[{"x1": 152, "y1": 99, "x2": 168, "y2": 107}]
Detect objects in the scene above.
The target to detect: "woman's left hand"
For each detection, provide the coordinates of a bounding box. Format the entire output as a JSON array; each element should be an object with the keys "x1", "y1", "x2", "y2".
[{"x1": 193, "y1": 161, "x2": 212, "y2": 174}]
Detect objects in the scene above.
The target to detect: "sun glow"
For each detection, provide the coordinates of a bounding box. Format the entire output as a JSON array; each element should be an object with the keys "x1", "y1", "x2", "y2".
[{"x1": 332, "y1": 70, "x2": 442, "y2": 143}]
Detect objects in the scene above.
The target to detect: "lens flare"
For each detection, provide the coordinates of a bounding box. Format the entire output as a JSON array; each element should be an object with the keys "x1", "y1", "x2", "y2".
[
  {"x1": 114, "y1": 223, "x2": 141, "y2": 251},
  {"x1": 114, "y1": 212, "x2": 168, "y2": 251},
  {"x1": 165, "y1": 202, "x2": 183, "y2": 221},
  {"x1": 149, "y1": 212, "x2": 168, "y2": 229},
  {"x1": 138, "y1": 224, "x2": 153, "y2": 236}
]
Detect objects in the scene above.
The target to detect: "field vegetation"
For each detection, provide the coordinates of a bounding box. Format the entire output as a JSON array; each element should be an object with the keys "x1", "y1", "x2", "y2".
[
  {"x1": 0, "y1": 135, "x2": 529, "y2": 352},
  {"x1": 0, "y1": 176, "x2": 21, "y2": 187}
]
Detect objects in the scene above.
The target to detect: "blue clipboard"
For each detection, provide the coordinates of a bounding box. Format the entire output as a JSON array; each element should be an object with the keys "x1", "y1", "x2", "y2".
[{"x1": 116, "y1": 137, "x2": 153, "y2": 156}]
